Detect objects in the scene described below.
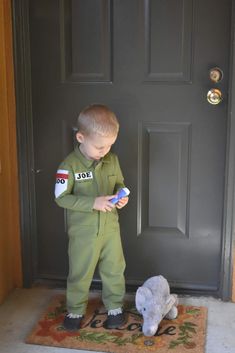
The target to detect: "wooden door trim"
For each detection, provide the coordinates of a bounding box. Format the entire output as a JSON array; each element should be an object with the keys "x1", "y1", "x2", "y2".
[
  {"x1": 221, "y1": 0, "x2": 235, "y2": 300},
  {"x1": 0, "y1": 0, "x2": 22, "y2": 301},
  {"x1": 11, "y1": 0, "x2": 235, "y2": 298},
  {"x1": 12, "y1": 0, "x2": 37, "y2": 287}
]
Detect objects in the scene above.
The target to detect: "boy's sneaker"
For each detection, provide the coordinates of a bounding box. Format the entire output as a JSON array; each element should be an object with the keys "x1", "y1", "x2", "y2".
[
  {"x1": 104, "y1": 308, "x2": 127, "y2": 329},
  {"x1": 63, "y1": 313, "x2": 83, "y2": 331}
]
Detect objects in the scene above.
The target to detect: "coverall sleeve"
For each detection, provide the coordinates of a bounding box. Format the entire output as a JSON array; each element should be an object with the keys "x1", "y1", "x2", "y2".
[
  {"x1": 114, "y1": 155, "x2": 126, "y2": 193},
  {"x1": 54, "y1": 163, "x2": 95, "y2": 212}
]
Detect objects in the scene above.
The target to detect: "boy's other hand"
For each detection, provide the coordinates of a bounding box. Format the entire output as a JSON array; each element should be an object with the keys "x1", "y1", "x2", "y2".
[
  {"x1": 116, "y1": 197, "x2": 129, "y2": 209},
  {"x1": 93, "y1": 195, "x2": 116, "y2": 212}
]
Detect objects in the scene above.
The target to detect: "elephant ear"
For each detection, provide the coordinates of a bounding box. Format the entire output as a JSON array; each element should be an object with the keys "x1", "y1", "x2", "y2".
[
  {"x1": 163, "y1": 295, "x2": 176, "y2": 316},
  {"x1": 135, "y1": 286, "x2": 153, "y2": 311}
]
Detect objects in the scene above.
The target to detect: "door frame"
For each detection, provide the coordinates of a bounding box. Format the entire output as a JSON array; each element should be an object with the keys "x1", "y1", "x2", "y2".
[{"x1": 11, "y1": 0, "x2": 235, "y2": 299}]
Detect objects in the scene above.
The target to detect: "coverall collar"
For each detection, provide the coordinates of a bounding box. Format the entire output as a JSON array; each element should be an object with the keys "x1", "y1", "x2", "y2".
[{"x1": 74, "y1": 145, "x2": 110, "y2": 168}]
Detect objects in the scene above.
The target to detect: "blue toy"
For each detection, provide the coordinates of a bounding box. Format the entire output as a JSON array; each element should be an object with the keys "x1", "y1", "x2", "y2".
[{"x1": 110, "y1": 187, "x2": 130, "y2": 204}]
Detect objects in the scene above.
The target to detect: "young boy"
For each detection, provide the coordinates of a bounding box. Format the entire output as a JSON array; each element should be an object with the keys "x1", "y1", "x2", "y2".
[{"x1": 54, "y1": 104, "x2": 129, "y2": 331}]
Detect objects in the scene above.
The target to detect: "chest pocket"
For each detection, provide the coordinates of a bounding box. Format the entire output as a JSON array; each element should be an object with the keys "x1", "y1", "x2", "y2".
[
  {"x1": 74, "y1": 179, "x2": 96, "y2": 196},
  {"x1": 107, "y1": 175, "x2": 117, "y2": 195}
]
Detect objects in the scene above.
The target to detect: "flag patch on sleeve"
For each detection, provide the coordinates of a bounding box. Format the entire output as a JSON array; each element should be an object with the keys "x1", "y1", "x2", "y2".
[{"x1": 55, "y1": 169, "x2": 69, "y2": 198}]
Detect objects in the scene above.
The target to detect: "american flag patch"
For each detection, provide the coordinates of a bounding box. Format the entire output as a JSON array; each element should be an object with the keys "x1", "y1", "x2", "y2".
[{"x1": 56, "y1": 171, "x2": 69, "y2": 179}]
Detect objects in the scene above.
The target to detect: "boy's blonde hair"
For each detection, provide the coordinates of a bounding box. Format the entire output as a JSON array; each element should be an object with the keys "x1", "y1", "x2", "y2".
[{"x1": 77, "y1": 104, "x2": 119, "y2": 137}]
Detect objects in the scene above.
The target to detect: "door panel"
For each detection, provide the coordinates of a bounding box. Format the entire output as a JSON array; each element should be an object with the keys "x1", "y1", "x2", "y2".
[
  {"x1": 142, "y1": 0, "x2": 193, "y2": 82},
  {"x1": 29, "y1": 0, "x2": 231, "y2": 292}
]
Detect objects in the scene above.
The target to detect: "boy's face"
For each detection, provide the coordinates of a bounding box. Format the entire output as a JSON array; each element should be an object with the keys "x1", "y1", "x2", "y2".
[{"x1": 76, "y1": 132, "x2": 117, "y2": 161}]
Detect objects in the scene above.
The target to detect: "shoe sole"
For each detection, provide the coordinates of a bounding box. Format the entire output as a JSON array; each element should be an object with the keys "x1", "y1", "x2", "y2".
[
  {"x1": 63, "y1": 324, "x2": 81, "y2": 331},
  {"x1": 105, "y1": 317, "x2": 127, "y2": 329}
]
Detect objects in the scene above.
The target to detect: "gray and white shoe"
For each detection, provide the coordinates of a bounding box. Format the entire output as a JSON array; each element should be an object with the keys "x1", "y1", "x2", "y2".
[
  {"x1": 63, "y1": 313, "x2": 83, "y2": 331},
  {"x1": 104, "y1": 308, "x2": 127, "y2": 329}
]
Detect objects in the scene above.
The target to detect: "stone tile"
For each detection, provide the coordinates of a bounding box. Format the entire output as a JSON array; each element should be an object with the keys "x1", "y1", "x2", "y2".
[{"x1": 0, "y1": 288, "x2": 235, "y2": 353}]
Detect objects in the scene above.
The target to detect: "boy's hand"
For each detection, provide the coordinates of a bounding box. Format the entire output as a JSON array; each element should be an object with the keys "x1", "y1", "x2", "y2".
[
  {"x1": 116, "y1": 196, "x2": 129, "y2": 209},
  {"x1": 93, "y1": 195, "x2": 116, "y2": 212}
]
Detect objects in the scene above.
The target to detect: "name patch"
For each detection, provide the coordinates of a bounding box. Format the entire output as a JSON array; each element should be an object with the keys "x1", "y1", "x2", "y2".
[{"x1": 75, "y1": 171, "x2": 93, "y2": 181}]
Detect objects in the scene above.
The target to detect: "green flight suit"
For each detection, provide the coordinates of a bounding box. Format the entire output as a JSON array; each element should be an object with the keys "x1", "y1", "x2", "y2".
[{"x1": 55, "y1": 145, "x2": 126, "y2": 315}]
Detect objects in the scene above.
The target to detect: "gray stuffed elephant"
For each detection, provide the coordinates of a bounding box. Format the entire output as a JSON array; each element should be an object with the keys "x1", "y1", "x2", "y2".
[{"x1": 135, "y1": 275, "x2": 178, "y2": 336}]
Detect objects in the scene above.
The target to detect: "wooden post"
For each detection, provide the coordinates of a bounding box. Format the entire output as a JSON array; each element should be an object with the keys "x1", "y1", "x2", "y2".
[{"x1": 0, "y1": 0, "x2": 22, "y2": 303}]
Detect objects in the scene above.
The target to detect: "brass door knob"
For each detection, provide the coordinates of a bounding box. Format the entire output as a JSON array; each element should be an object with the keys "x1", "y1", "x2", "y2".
[{"x1": 207, "y1": 88, "x2": 223, "y2": 105}]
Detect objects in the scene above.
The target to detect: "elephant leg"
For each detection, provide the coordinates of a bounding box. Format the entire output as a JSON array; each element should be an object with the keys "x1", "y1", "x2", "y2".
[{"x1": 165, "y1": 306, "x2": 178, "y2": 320}]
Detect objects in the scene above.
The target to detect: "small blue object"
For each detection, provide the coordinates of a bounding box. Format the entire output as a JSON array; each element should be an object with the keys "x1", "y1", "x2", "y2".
[{"x1": 110, "y1": 187, "x2": 130, "y2": 204}]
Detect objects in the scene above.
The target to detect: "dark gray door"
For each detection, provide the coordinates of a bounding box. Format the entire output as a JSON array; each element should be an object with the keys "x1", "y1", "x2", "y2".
[{"x1": 29, "y1": 0, "x2": 231, "y2": 293}]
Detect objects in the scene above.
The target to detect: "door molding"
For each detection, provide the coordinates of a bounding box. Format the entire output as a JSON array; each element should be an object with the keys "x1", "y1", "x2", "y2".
[
  {"x1": 12, "y1": 0, "x2": 235, "y2": 298},
  {"x1": 12, "y1": 0, "x2": 37, "y2": 287},
  {"x1": 220, "y1": 0, "x2": 235, "y2": 300}
]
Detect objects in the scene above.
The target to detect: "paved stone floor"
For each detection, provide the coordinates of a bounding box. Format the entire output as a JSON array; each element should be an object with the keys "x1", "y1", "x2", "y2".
[{"x1": 0, "y1": 287, "x2": 235, "y2": 353}]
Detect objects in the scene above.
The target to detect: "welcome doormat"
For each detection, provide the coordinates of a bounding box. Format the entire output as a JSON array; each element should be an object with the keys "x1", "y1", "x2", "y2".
[{"x1": 26, "y1": 295, "x2": 207, "y2": 353}]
